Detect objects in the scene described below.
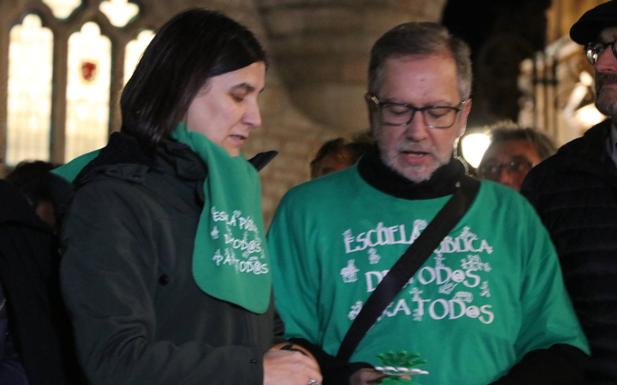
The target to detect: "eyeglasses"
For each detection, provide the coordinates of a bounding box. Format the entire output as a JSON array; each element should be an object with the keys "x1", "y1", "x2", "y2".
[
  {"x1": 477, "y1": 158, "x2": 533, "y2": 180},
  {"x1": 367, "y1": 94, "x2": 469, "y2": 129},
  {"x1": 585, "y1": 40, "x2": 617, "y2": 64}
]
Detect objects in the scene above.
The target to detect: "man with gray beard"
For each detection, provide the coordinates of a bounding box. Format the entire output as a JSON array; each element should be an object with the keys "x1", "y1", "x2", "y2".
[
  {"x1": 522, "y1": 2, "x2": 617, "y2": 384},
  {"x1": 270, "y1": 21, "x2": 588, "y2": 385}
]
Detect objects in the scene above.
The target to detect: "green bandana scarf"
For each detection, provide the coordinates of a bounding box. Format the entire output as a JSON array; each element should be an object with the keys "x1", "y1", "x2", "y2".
[
  {"x1": 53, "y1": 125, "x2": 271, "y2": 314},
  {"x1": 171, "y1": 124, "x2": 271, "y2": 314}
]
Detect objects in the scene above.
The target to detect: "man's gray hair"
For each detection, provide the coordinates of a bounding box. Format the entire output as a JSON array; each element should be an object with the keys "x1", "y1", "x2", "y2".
[
  {"x1": 487, "y1": 121, "x2": 557, "y2": 160},
  {"x1": 368, "y1": 22, "x2": 472, "y2": 100}
]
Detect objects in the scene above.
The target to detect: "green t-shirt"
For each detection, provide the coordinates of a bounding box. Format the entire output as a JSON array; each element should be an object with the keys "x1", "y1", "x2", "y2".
[{"x1": 268, "y1": 166, "x2": 588, "y2": 385}]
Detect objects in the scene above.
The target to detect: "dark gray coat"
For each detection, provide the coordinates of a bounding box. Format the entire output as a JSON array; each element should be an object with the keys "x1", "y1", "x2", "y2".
[
  {"x1": 522, "y1": 120, "x2": 617, "y2": 385},
  {"x1": 61, "y1": 134, "x2": 275, "y2": 385}
]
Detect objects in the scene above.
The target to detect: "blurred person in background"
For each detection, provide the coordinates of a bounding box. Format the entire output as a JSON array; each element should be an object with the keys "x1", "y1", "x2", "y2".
[
  {"x1": 6, "y1": 160, "x2": 72, "y2": 230},
  {"x1": 1, "y1": 163, "x2": 81, "y2": 385},
  {"x1": 478, "y1": 124, "x2": 556, "y2": 191},
  {"x1": 310, "y1": 134, "x2": 373, "y2": 179}
]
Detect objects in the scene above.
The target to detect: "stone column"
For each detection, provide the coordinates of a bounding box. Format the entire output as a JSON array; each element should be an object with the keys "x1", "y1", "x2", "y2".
[{"x1": 257, "y1": 0, "x2": 447, "y2": 134}]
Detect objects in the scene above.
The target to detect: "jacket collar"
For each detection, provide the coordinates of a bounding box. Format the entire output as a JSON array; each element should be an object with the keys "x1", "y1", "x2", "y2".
[
  {"x1": 74, "y1": 132, "x2": 207, "y2": 187},
  {"x1": 559, "y1": 120, "x2": 617, "y2": 170},
  {"x1": 554, "y1": 119, "x2": 617, "y2": 188},
  {"x1": 560, "y1": 119, "x2": 611, "y2": 161}
]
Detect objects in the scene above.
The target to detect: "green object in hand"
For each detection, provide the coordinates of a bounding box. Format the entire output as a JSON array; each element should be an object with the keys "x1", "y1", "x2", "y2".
[{"x1": 376, "y1": 350, "x2": 428, "y2": 385}]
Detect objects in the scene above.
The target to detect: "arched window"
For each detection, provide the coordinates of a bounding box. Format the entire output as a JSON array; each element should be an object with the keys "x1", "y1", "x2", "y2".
[
  {"x1": 100, "y1": 0, "x2": 140, "y2": 27},
  {"x1": 124, "y1": 30, "x2": 154, "y2": 84},
  {"x1": 2, "y1": 0, "x2": 145, "y2": 168},
  {"x1": 6, "y1": 14, "x2": 53, "y2": 165},
  {"x1": 65, "y1": 22, "x2": 111, "y2": 161},
  {"x1": 42, "y1": 0, "x2": 81, "y2": 19}
]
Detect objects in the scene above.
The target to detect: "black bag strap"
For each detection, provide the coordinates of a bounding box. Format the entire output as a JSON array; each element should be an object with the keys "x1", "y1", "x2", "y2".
[{"x1": 336, "y1": 177, "x2": 480, "y2": 362}]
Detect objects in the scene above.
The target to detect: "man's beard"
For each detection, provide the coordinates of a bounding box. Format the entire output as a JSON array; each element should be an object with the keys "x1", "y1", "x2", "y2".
[{"x1": 595, "y1": 72, "x2": 617, "y2": 117}]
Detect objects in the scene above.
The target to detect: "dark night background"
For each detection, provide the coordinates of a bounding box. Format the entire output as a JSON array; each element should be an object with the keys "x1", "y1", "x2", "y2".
[{"x1": 442, "y1": 0, "x2": 552, "y2": 126}]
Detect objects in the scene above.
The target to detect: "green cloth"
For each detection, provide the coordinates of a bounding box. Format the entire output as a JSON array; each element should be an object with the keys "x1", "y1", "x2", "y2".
[
  {"x1": 269, "y1": 165, "x2": 589, "y2": 385},
  {"x1": 53, "y1": 125, "x2": 271, "y2": 314},
  {"x1": 51, "y1": 150, "x2": 99, "y2": 182},
  {"x1": 171, "y1": 124, "x2": 271, "y2": 314}
]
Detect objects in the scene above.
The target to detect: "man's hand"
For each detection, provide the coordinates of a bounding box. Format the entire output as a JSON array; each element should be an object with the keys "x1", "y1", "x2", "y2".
[
  {"x1": 263, "y1": 346, "x2": 322, "y2": 385},
  {"x1": 350, "y1": 368, "x2": 395, "y2": 385}
]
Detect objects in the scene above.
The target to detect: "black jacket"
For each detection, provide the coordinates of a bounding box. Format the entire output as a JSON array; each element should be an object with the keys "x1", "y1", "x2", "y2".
[
  {"x1": 0, "y1": 179, "x2": 85, "y2": 385},
  {"x1": 61, "y1": 133, "x2": 276, "y2": 385},
  {"x1": 522, "y1": 120, "x2": 617, "y2": 384}
]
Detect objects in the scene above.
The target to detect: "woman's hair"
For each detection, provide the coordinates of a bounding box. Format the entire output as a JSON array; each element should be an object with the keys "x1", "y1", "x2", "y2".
[{"x1": 120, "y1": 9, "x2": 267, "y2": 146}]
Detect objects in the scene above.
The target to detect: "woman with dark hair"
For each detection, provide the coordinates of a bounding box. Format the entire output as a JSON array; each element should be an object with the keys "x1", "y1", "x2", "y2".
[{"x1": 55, "y1": 9, "x2": 321, "y2": 385}]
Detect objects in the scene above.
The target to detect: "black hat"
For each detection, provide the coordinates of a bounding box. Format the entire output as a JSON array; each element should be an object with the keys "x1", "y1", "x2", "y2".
[{"x1": 570, "y1": 1, "x2": 617, "y2": 44}]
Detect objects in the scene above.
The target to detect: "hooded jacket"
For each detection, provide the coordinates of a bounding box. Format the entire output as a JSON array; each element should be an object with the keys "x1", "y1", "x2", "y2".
[{"x1": 0, "y1": 179, "x2": 84, "y2": 385}]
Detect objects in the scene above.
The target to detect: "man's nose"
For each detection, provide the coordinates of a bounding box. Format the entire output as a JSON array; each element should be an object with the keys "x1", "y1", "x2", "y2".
[
  {"x1": 404, "y1": 111, "x2": 429, "y2": 140},
  {"x1": 497, "y1": 167, "x2": 514, "y2": 185},
  {"x1": 497, "y1": 167, "x2": 525, "y2": 190},
  {"x1": 595, "y1": 45, "x2": 617, "y2": 71}
]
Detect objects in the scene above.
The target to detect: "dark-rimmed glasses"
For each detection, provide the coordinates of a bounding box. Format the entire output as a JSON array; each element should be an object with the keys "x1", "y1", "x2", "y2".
[
  {"x1": 585, "y1": 40, "x2": 617, "y2": 64},
  {"x1": 478, "y1": 158, "x2": 532, "y2": 180},
  {"x1": 367, "y1": 94, "x2": 469, "y2": 129}
]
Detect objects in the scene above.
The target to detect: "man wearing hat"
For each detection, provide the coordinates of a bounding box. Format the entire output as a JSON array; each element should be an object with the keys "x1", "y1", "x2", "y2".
[{"x1": 522, "y1": 1, "x2": 617, "y2": 383}]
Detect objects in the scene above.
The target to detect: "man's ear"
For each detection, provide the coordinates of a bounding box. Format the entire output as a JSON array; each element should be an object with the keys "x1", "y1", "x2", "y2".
[
  {"x1": 365, "y1": 93, "x2": 379, "y2": 132},
  {"x1": 458, "y1": 98, "x2": 473, "y2": 137}
]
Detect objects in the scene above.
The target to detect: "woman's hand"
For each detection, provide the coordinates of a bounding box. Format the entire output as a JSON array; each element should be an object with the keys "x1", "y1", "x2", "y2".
[{"x1": 263, "y1": 345, "x2": 322, "y2": 385}]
